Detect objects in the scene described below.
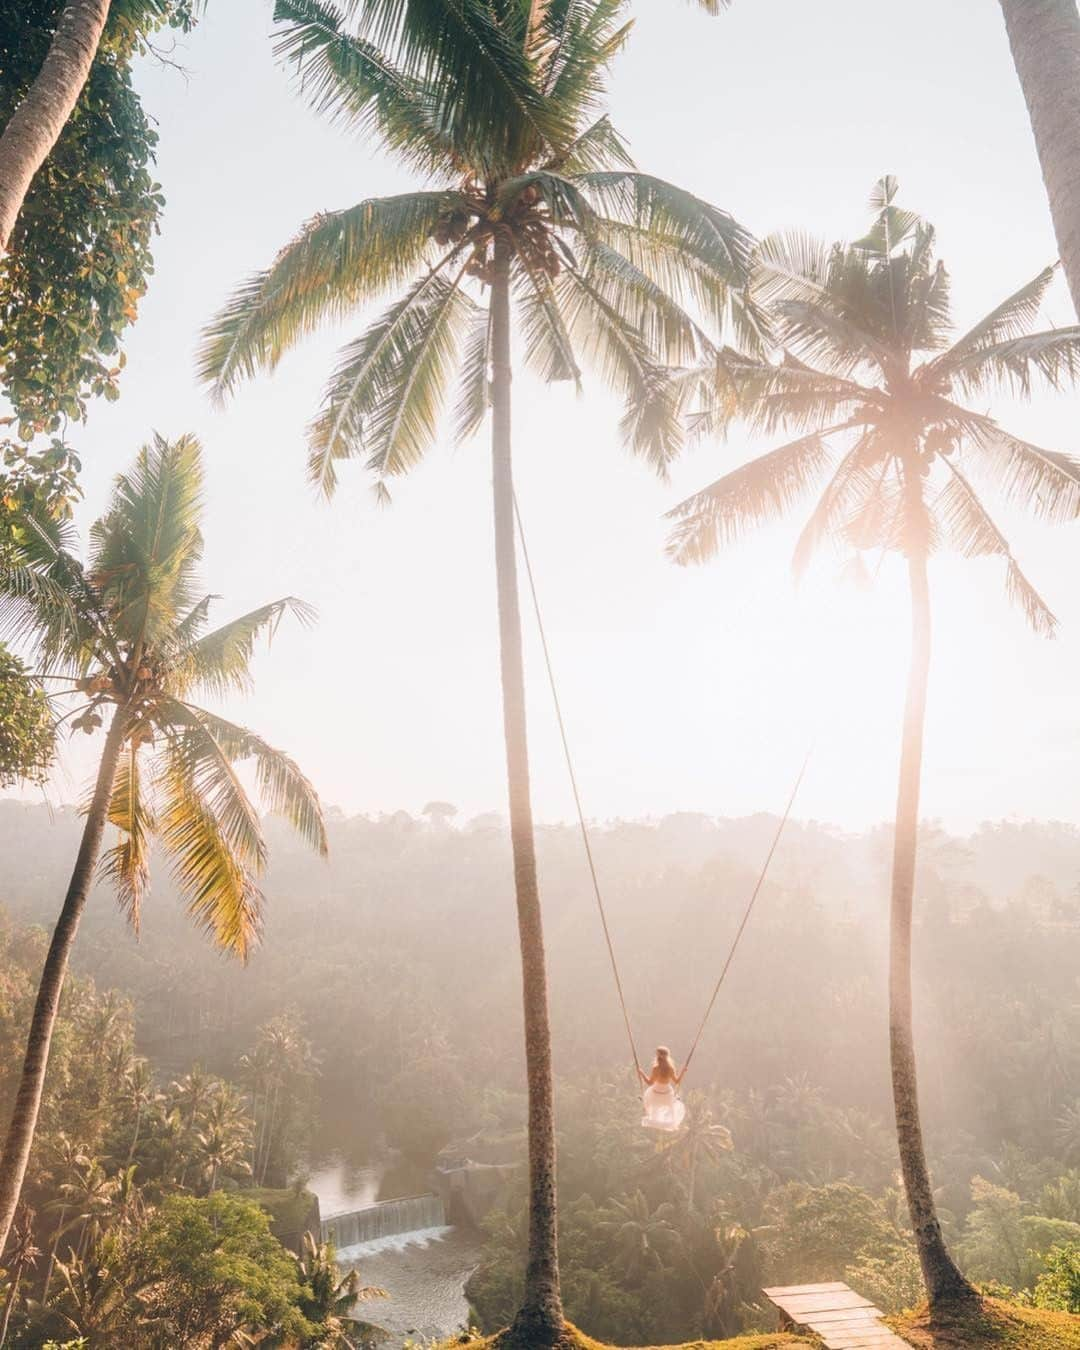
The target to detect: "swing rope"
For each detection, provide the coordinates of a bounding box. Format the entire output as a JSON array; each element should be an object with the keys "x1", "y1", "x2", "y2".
[
  {"x1": 513, "y1": 492, "x2": 811, "y2": 1086},
  {"x1": 679, "y1": 745, "x2": 811, "y2": 1077},
  {"x1": 513, "y1": 491, "x2": 643, "y2": 1078}
]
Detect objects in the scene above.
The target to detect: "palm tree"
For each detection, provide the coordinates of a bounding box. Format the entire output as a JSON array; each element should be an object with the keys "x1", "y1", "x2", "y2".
[
  {"x1": 666, "y1": 178, "x2": 1080, "y2": 1312},
  {"x1": 652, "y1": 1091, "x2": 733, "y2": 1211},
  {"x1": 0, "y1": 0, "x2": 111, "y2": 251},
  {"x1": 193, "y1": 1085, "x2": 253, "y2": 1193},
  {"x1": 296, "y1": 1230, "x2": 386, "y2": 1345},
  {"x1": 0, "y1": 432, "x2": 327, "y2": 1257},
  {"x1": 596, "y1": 1190, "x2": 681, "y2": 1286},
  {"x1": 0, "y1": 1207, "x2": 39, "y2": 1349},
  {"x1": 998, "y1": 0, "x2": 1080, "y2": 318},
  {"x1": 198, "y1": 3, "x2": 752, "y2": 1338}
]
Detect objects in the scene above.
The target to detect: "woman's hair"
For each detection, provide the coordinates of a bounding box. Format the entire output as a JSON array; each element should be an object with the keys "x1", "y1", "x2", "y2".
[{"x1": 653, "y1": 1046, "x2": 677, "y2": 1078}]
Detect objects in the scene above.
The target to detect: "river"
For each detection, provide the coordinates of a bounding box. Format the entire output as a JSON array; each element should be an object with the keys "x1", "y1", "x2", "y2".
[{"x1": 308, "y1": 1157, "x2": 484, "y2": 1346}]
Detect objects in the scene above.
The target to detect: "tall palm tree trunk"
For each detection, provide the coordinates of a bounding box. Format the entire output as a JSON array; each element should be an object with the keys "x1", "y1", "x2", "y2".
[
  {"x1": 0, "y1": 709, "x2": 126, "y2": 1257},
  {"x1": 999, "y1": 0, "x2": 1080, "y2": 317},
  {"x1": 0, "y1": 0, "x2": 111, "y2": 252},
  {"x1": 889, "y1": 550, "x2": 974, "y2": 1311},
  {"x1": 490, "y1": 234, "x2": 563, "y2": 1345}
]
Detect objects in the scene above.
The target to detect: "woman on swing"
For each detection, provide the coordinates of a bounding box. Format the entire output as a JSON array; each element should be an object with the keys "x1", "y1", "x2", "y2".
[{"x1": 639, "y1": 1046, "x2": 686, "y2": 1131}]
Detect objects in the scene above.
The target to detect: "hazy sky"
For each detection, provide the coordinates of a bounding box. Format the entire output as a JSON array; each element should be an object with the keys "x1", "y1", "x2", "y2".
[{"x1": 24, "y1": 0, "x2": 1080, "y2": 832}]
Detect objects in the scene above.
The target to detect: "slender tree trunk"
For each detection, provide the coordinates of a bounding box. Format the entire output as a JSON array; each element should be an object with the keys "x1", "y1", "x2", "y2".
[
  {"x1": 41, "y1": 1204, "x2": 66, "y2": 1302},
  {"x1": 490, "y1": 234, "x2": 563, "y2": 1345},
  {"x1": 999, "y1": 0, "x2": 1080, "y2": 317},
  {"x1": 0, "y1": 710, "x2": 126, "y2": 1257},
  {"x1": 890, "y1": 551, "x2": 975, "y2": 1312},
  {"x1": 0, "y1": 0, "x2": 111, "y2": 252},
  {"x1": 0, "y1": 1260, "x2": 21, "y2": 1348}
]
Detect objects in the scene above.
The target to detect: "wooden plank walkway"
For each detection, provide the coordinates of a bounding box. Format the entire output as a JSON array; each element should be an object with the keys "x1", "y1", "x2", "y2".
[{"x1": 762, "y1": 1282, "x2": 909, "y2": 1349}]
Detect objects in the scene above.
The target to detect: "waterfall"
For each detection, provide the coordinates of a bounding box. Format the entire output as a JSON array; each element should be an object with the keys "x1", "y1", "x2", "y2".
[{"x1": 321, "y1": 1192, "x2": 446, "y2": 1248}]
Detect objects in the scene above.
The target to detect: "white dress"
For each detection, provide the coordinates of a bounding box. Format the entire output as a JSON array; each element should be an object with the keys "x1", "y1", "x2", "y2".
[{"x1": 642, "y1": 1081, "x2": 686, "y2": 1132}]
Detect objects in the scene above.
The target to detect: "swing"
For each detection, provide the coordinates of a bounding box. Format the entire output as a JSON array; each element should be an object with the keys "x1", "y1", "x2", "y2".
[{"x1": 514, "y1": 494, "x2": 811, "y2": 1131}]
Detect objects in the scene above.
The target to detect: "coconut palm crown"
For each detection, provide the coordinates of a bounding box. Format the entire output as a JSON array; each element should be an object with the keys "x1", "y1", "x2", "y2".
[
  {"x1": 3, "y1": 432, "x2": 327, "y2": 952},
  {"x1": 197, "y1": 0, "x2": 758, "y2": 490},
  {"x1": 668, "y1": 177, "x2": 1080, "y2": 607}
]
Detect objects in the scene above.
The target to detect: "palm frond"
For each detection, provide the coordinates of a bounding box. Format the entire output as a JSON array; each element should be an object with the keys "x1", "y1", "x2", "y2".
[
  {"x1": 453, "y1": 299, "x2": 493, "y2": 444},
  {"x1": 0, "y1": 515, "x2": 95, "y2": 674},
  {"x1": 665, "y1": 427, "x2": 844, "y2": 565},
  {"x1": 157, "y1": 701, "x2": 268, "y2": 874},
  {"x1": 753, "y1": 231, "x2": 902, "y2": 374},
  {"x1": 937, "y1": 326, "x2": 1080, "y2": 399},
  {"x1": 547, "y1": 114, "x2": 633, "y2": 174},
  {"x1": 581, "y1": 171, "x2": 754, "y2": 287},
  {"x1": 791, "y1": 436, "x2": 887, "y2": 576},
  {"x1": 198, "y1": 193, "x2": 464, "y2": 403},
  {"x1": 339, "y1": 0, "x2": 570, "y2": 170},
  {"x1": 962, "y1": 416, "x2": 1080, "y2": 523},
  {"x1": 177, "y1": 705, "x2": 327, "y2": 858},
  {"x1": 575, "y1": 238, "x2": 705, "y2": 365},
  {"x1": 557, "y1": 262, "x2": 683, "y2": 472},
  {"x1": 536, "y1": 0, "x2": 631, "y2": 127},
  {"x1": 514, "y1": 256, "x2": 582, "y2": 386},
  {"x1": 936, "y1": 464, "x2": 1057, "y2": 636},
  {"x1": 272, "y1": 0, "x2": 459, "y2": 172},
  {"x1": 100, "y1": 743, "x2": 155, "y2": 933},
  {"x1": 590, "y1": 215, "x2": 764, "y2": 352},
  {"x1": 175, "y1": 597, "x2": 316, "y2": 699},
  {"x1": 89, "y1": 434, "x2": 204, "y2": 653},
  {"x1": 308, "y1": 268, "x2": 475, "y2": 491},
  {"x1": 929, "y1": 265, "x2": 1056, "y2": 376},
  {"x1": 156, "y1": 752, "x2": 263, "y2": 960}
]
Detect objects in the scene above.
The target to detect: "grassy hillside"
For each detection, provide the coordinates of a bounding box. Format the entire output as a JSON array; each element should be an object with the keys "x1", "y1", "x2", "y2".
[
  {"x1": 894, "y1": 1296, "x2": 1080, "y2": 1348},
  {"x1": 438, "y1": 1298, "x2": 1080, "y2": 1349},
  {"x1": 442, "y1": 1327, "x2": 814, "y2": 1348}
]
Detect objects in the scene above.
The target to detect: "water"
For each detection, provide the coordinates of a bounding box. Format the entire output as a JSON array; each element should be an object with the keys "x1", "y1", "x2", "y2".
[
  {"x1": 309, "y1": 1162, "x2": 482, "y2": 1345},
  {"x1": 322, "y1": 1193, "x2": 446, "y2": 1247},
  {"x1": 306, "y1": 1159, "x2": 384, "y2": 1216},
  {"x1": 339, "y1": 1225, "x2": 484, "y2": 1346},
  {"x1": 336, "y1": 1223, "x2": 453, "y2": 1259}
]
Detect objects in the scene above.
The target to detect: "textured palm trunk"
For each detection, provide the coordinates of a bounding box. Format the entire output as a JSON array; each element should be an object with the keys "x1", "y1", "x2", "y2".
[
  {"x1": 0, "y1": 0, "x2": 112, "y2": 252},
  {"x1": 890, "y1": 551, "x2": 975, "y2": 1312},
  {"x1": 999, "y1": 0, "x2": 1080, "y2": 317},
  {"x1": 0, "y1": 708, "x2": 126, "y2": 1257},
  {"x1": 490, "y1": 235, "x2": 564, "y2": 1345}
]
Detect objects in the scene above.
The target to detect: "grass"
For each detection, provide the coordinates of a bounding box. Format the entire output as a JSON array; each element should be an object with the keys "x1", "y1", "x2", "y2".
[
  {"x1": 440, "y1": 1327, "x2": 815, "y2": 1348},
  {"x1": 437, "y1": 1298, "x2": 1080, "y2": 1348},
  {"x1": 893, "y1": 1295, "x2": 1080, "y2": 1348}
]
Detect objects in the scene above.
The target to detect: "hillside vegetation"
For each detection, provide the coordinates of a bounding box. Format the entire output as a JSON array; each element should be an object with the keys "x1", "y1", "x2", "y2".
[{"x1": 895, "y1": 1296, "x2": 1080, "y2": 1347}]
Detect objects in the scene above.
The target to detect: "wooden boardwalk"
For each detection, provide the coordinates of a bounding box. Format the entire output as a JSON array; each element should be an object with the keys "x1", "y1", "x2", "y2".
[{"x1": 762, "y1": 1282, "x2": 909, "y2": 1349}]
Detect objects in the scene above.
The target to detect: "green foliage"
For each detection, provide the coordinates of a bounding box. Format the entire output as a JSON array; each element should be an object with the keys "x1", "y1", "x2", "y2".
[
  {"x1": 123, "y1": 1192, "x2": 314, "y2": 1344},
  {"x1": 240, "y1": 1013, "x2": 319, "y2": 1186},
  {"x1": 845, "y1": 1247, "x2": 924, "y2": 1314},
  {"x1": 0, "y1": 643, "x2": 53, "y2": 786},
  {"x1": 1032, "y1": 1243, "x2": 1080, "y2": 1313},
  {"x1": 0, "y1": 1, "x2": 197, "y2": 447},
  {"x1": 762, "y1": 1181, "x2": 912, "y2": 1286},
  {"x1": 379, "y1": 1052, "x2": 468, "y2": 1160},
  {"x1": 959, "y1": 1177, "x2": 1080, "y2": 1291}
]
